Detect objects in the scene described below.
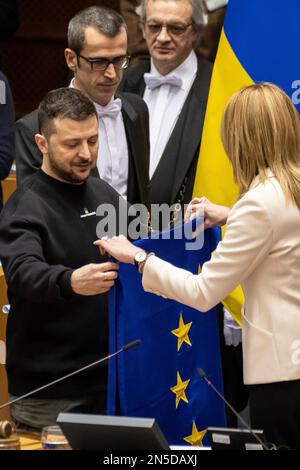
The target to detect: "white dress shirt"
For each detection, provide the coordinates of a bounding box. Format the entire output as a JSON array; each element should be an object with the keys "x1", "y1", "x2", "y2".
[
  {"x1": 143, "y1": 50, "x2": 197, "y2": 179},
  {"x1": 70, "y1": 79, "x2": 129, "y2": 198}
]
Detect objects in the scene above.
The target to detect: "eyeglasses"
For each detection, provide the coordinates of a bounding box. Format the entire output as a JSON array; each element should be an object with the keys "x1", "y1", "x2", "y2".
[
  {"x1": 76, "y1": 54, "x2": 130, "y2": 71},
  {"x1": 144, "y1": 22, "x2": 193, "y2": 36}
]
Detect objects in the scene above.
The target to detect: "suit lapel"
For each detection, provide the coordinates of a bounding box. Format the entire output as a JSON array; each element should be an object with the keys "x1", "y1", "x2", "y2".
[
  {"x1": 150, "y1": 58, "x2": 212, "y2": 203},
  {"x1": 170, "y1": 69, "x2": 210, "y2": 202},
  {"x1": 118, "y1": 92, "x2": 146, "y2": 204},
  {"x1": 118, "y1": 92, "x2": 138, "y2": 121}
]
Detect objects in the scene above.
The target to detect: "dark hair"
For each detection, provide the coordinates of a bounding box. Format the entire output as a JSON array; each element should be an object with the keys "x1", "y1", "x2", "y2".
[
  {"x1": 38, "y1": 87, "x2": 97, "y2": 137},
  {"x1": 68, "y1": 6, "x2": 127, "y2": 53}
]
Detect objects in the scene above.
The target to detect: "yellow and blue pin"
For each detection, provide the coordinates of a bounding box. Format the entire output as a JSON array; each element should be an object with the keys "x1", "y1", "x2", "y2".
[{"x1": 80, "y1": 207, "x2": 96, "y2": 219}]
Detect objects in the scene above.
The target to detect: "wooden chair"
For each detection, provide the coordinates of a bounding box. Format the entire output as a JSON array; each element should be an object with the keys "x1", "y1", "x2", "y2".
[{"x1": 2, "y1": 171, "x2": 16, "y2": 204}]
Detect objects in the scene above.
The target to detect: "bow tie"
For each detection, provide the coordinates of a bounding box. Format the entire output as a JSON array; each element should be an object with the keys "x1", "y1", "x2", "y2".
[
  {"x1": 144, "y1": 73, "x2": 183, "y2": 90},
  {"x1": 96, "y1": 98, "x2": 122, "y2": 119}
]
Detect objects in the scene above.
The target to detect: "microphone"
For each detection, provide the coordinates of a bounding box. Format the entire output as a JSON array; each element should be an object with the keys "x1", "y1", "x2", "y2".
[
  {"x1": 122, "y1": 339, "x2": 141, "y2": 351},
  {"x1": 0, "y1": 339, "x2": 141, "y2": 411},
  {"x1": 197, "y1": 368, "x2": 271, "y2": 451}
]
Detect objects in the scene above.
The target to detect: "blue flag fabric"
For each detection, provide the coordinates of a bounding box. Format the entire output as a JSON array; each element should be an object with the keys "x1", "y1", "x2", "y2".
[
  {"x1": 224, "y1": 0, "x2": 300, "y2": 112},
  {"x1": 108, "y1": 220, "x2": 226, "y2": 446}
]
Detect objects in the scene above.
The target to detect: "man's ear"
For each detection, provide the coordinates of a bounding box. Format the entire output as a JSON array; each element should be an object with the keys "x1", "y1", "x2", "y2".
[
  {"x1": 65, "y1": 48, "x2": 78, "y2": 72},
  {"x1": 141, "y1": 23, "x2": 146, "y2": 41},
  {"x1": 35, "y1": 134, "x2": 48, "y2": 155}
]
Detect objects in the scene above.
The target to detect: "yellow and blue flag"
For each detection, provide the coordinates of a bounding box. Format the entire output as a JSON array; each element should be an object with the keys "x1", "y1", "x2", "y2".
[
  {"x1": 108, "y1": 220, "x2": 226, "y2": 446},
  {"x1": 193, "y1": 0, "x2": 300, "y2": 324}
]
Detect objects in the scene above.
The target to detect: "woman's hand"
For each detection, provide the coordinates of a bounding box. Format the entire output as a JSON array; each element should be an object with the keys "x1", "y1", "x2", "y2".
[
  {"x1": 185, "y1": 197, "x2": 230, "y2": 228},
  {"x1": 94, "y1": 235, "x2": 143, "y2": 264},
  {"x1": 184, "y1": 197, "x2": 204, "y2": 222}
]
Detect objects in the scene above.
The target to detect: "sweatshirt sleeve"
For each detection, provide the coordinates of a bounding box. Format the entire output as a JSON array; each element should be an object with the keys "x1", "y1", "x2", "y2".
[
  {"x1": 142, "y1": 195, "x2": 273, "y2": 312},
  {"x1": 0, "y1": 214, "x2": 75, "y2": 302}
]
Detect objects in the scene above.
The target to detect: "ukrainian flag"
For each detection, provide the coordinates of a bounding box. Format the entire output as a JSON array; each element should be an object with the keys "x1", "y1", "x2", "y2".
[{"x1": 193, "y1": 0, "x2": 300, "y2": 324}]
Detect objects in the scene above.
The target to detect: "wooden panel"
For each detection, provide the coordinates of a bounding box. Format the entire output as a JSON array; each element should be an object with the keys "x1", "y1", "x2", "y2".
[
  {"x1": 1, "y1": 39, "x2": 69, "y2": 118},
  {"x1": 17, "y1": 0, "x2": 120, "y2": 40},
  {"x1": 2, "y1": 173, "x2": 16, "y2": 205},
  {"x1": 0, "y1": 0, "x2": 120, "y2": 118}
]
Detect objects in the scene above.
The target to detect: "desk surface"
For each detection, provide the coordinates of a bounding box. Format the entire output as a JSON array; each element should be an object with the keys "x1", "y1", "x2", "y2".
[{"x1": 19, "y1": 432, "x2": 42, "y2": 450}]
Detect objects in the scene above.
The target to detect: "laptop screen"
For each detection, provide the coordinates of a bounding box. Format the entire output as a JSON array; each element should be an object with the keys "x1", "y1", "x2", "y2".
[
  {"x1": 206, "y1": 427, "x2": 268, "y2": 450},
  {"x1": 57, "y1": 413, "x2": 170, "y2": 450}
]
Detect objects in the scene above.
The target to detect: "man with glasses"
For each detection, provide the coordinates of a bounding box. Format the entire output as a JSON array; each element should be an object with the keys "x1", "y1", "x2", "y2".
[
  {"x1": 15, "y1": 6, "x2": 150, "y2": 208},
  {"x1": 119, "y1": 0, "x2": 212, "y2": 220}
]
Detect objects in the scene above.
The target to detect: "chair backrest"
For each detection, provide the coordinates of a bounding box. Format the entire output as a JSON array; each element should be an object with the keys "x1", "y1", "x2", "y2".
[{"x1": 2, "y1": 173, "x2": 16, "y2": 204}]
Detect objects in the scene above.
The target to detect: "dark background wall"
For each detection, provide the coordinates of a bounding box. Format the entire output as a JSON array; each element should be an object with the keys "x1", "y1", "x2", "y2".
[{"x1": 0, "y1": 0, "x2": 120, "y2": 118}]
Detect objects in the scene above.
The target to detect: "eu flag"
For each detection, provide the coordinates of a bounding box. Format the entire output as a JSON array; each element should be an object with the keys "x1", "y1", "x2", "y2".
[{"x1": 108, "y1": 219, "x2": 226, "y2": 446}]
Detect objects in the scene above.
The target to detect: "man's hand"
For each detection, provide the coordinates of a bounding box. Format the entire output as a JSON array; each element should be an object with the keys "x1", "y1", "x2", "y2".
[{"x1": 70, "y1": 262, "x2": 119, "y2": 296}]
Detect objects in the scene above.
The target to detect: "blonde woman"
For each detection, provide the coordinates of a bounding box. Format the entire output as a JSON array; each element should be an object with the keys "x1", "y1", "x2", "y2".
[{"x1": 96, "y1": 83, "x2": 300, "y2": 449}]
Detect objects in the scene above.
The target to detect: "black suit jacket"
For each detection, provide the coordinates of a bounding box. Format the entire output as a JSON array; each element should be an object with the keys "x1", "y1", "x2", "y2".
[
  {"x1": 15, "y1": 92, "x2": 150, "y2": 208},
  {"x1": 119, "y1": 57, "x2": 212, "y2": 207}
]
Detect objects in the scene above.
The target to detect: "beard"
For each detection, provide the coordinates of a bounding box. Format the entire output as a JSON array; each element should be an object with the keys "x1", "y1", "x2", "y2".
[{"x1": 47, "y1": 152, "x2": 94, "y2": 184}]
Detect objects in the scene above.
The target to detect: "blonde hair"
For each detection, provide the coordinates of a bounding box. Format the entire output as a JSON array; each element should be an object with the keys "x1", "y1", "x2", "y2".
[{"x1": 221, "y1": 82, "x2": 300, "y2": 209}]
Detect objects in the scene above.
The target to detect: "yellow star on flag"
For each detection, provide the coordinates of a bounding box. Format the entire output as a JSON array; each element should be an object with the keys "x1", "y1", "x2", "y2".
[
  {"x1": 184, "y1": 421, "x2": 207, "y2": 447},
  {"x1": 170, "y1": 371, "x2": 190, "y2": 408},
  {"x1": 171, "y1": 313, "x2": 192, "y2": 351}
]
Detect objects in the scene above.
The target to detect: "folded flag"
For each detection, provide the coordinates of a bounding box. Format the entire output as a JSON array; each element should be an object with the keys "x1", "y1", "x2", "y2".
[{"x1": 108, "y1": 219, "x2": 226, "y2": 446}]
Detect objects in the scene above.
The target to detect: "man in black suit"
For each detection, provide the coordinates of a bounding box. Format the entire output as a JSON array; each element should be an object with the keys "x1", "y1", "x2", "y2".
[
  {"x1": 119, "y1": 0, "x2": 212, "y2": 224},
  {"x1": 15, "y1": 6, "x2": 149, "y2": 208}
]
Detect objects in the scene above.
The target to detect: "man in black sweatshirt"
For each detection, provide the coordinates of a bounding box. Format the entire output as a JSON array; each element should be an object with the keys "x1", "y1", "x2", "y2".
[{"x1": 0, "y1": 88, "x2": 126, "y2": 430}]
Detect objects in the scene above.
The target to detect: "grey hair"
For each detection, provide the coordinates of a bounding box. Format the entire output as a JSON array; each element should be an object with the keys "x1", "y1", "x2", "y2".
[
  {"x1": 140, "y1": 0, "x2": 207, "y2": 27},
  {"x1": 68, "y1": 6, "x2": 127, "y2": 53}
]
